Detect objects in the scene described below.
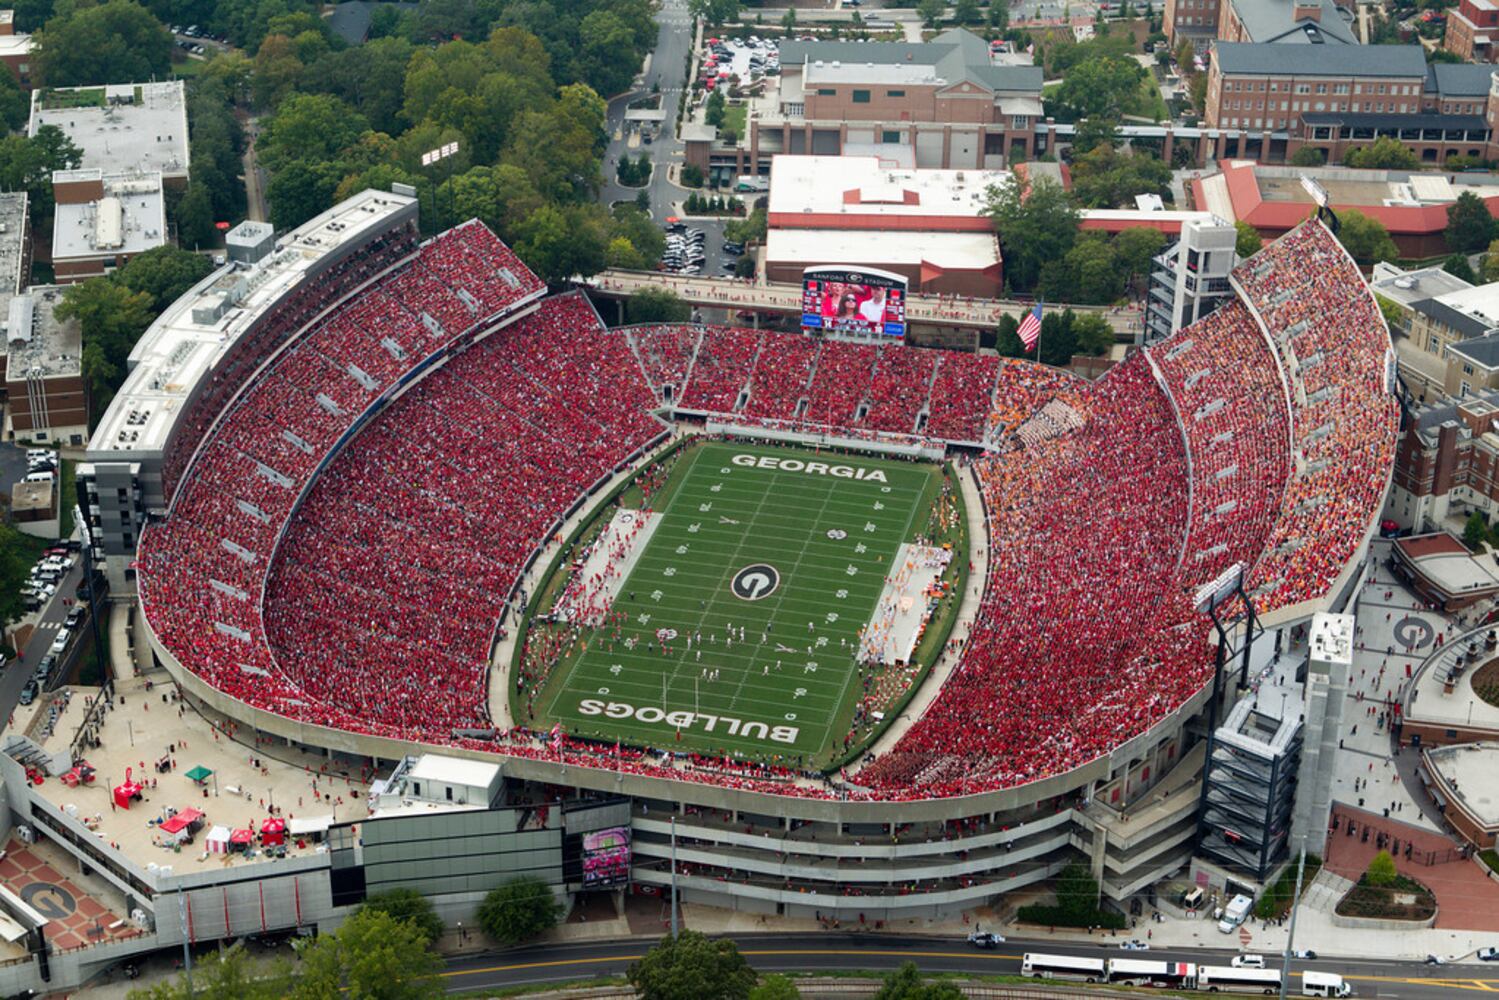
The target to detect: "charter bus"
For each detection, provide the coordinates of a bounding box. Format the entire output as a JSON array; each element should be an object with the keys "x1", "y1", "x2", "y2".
[
  {"x1": 1020, "y1": 953, "x2": 1107, "y2": 982},
  {"x1": 1106, "y1": 959, "x2": 1198, "y2": 988},
  {"x1": 1196, "y1": 966, "x2": 1285, "y2": 994}
]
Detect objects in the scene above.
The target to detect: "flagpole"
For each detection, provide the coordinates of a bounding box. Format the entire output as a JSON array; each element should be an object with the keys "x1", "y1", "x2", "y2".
[{"x1": 1034, "y1": 299, "x2": 1043, "y2": 363}]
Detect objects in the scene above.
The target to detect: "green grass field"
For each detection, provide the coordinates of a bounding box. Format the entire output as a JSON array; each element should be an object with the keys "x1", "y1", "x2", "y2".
[{"x1": 531, "y1": 441, "x2": 946, "y2": 765}]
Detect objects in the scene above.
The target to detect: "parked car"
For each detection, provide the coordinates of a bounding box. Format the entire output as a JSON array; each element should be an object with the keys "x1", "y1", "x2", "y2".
[
  {"x1": 1119, "y1": 940, "x2": 1150, "y2": 951},
  {"x1": 1232, "y1": 955, "x2": 1266, "y2": 969},
  {"x1": 967, "y1": 930, "x2": 1003, "y2": 949},
  {"x1": 50, "y1": 629, "x2": 72, "y2": 655},
  {"x1": 65, "y1": 607, "x2": 85, "y2": 629},
  {"x1": 18, "y1": 681, "x2": 37, "y2": 706},
  {"x1": 1477, "y1": 947, "x2": 1499, "y2": 961}
]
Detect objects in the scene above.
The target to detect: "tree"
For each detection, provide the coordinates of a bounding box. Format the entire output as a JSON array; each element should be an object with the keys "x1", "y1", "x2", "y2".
[
  {"x1": 0, "y1": 67, "x2": 28, "y2": 132},
  {"x1": 0, "y1": 522, "x2": 37, "y2": 630},
  {"x1": 1444, "y1": 253, "x2": 1478, "y2": 284},
  {"x1": 56, "y1": 279, "x2": 155, "y2": 419},
  {"x1": 1464, "y1": 511, "x2": 1490, "y2": 551},
  {"x1": 128, "y1": 943, "x2": 295, "y2": 1000},
  {"x1": 362, "y1": 888, "x2": 444, "y2": 945},
  {"x1": 1343, "y1": 136, "x2": 1420, "y2": 170},
  {"x1": 870, "y1": 962, "x2": 965, "y2": 1000},
  {"x1": 705, "y1": 89, "x2": 727, "y2": 128},
  {"x1": 1289, "y1": 146, "x2": 1326, "y2": 167},
  {"x1": 689, "y1": 0, "x2": 741, "y2": 25},
  {"x1": 1234, "y1": 219, "x2": 1263, "y2": 259},
  {"x1": 1071, "y1": 116, "x2": 1120, "y2": 157},
  {"x1": 476, "y1": 876, "x2": 564, "y2": 946},
  {"x1": 1336, "y1": 210, "x2": 1400, "y2": 265},
  {"x1": 629, "y1": 288, "x2": 692, "y2": 323},
  {"x1": 734, "y1": 255, "x2": 755, "y2": 278},
  {"x1": 1374, "y1": 293, "x2": 1406, "y2": 333},
  {"x1": 1044, "y1": 237, "x2": 1121, "y2": 304},
  {"x1": 1070, "y1": 144, "x2": 1171, "y2": 208},
  {"x1": 257, "y1": 93, "x2": 369, "y2": 174},
  {"x1": 1484, "y1": 238, "x2": 1499, "y2": 282},
  {"x1": 1072, "y1": 313, "x2": 1115, "y2": 356},
  {"x1": 917, "y1": 0, "x2": 946, "y2": 27},
  {"x1": 953, "y1": 0, "x2": 981, "y2": 23},
  {"x1": 781, "y1": 7, "x2": 796, "y2": 35},
  {"x1": 983, "y1": 174, "x2": 1080, "y2": 291},
  {"x1": 681, "y1": 163, "x2": 705, "y2": 188},
  {"x1": 1112, "y1": 227, "x2": 1165, "y2": 290},
  {"x1": 994, "y1": 312, "x2": 1023, "y2": 355},
  {"x1": 114, "y1": 246, "x2": 214, "y2": 312},
  {"x1": 628, "y1": 932, "x2": 758, "y2": 1000},
  {"x1": 33, "y1": 0, "x2": 173, "y2": 86},
  {"x1": 986, "y1": 0, "x2": 1009, "y2": 31},
  {"x1": 1053, "y1": 54, "x2": 1143, "y2": 120},
  {"x1": 1366, "y1": 849, "x2": 1399, "y2": 888},
  {"x1": 725, "y1": 206, "x2": 767, "y2": 245},
  {"x1": 749, "y1": 975, "x2": 802, "y2": 1000},
  {"x1": 1446, "y1": 190, "x2": 1497, "y2": 254},
  {"x1": 294, "y1": 907, "x2": 444, "y2": 1000}
]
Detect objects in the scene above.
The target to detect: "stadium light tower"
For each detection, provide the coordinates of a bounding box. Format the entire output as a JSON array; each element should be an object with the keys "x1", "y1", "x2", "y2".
[
  {"x1": 422, "y1": 141, "x2": 460, "y2": 231},
  {"x1": 1298, "y1": 174, "x2": 1340, "y2": 235}
]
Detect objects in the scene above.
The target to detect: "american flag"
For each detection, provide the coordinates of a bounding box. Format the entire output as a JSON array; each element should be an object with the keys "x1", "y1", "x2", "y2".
[{"x1": 1017, "y1": 303, "x2": 1043, "y2": 350}]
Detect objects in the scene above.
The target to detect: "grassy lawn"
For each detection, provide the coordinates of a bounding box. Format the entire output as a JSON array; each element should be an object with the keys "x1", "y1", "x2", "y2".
[
  {"x1": 171, "y1": 58, "x2": 206, "y2": 78},
  {"x1": 723, "y1": 103, "x2": 746, "y2": 138},
  {"x1": 1133, "y1": 72, "x2": 1169, "y2": 122},
  {"x1": 518, "y1": 440, "x2": 956, "y2": 768}
]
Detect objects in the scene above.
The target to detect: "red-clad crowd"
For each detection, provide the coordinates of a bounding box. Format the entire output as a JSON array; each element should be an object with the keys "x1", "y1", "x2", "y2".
[
  {"x1": 1230, "y1": 222, "x2": 1399, "y2": 613},
  {"x1": 1147, "y1": 301, "x2": 1292, "y2": 591},
  {"x1": 138, "y1": 219, "x2": 1398, "y2": 802},
  {"x1": 139, "y1": 224, "x2": 547, "y2": 741},
  {"x1": 263, "y1": 292, "x2": 661, "y2": 739},
  {"x1": 859, "y1": 356, "x2": 1210, "y2": 797}
]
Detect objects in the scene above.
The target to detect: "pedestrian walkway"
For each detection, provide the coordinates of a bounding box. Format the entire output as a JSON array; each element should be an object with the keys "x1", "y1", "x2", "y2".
[{"x1": 1324, "y1": 804, "x2": 1499, "y2": 931}]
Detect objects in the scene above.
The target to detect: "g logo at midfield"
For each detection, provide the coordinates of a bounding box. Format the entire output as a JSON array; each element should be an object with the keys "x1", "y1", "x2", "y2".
[{"x1": 731, "y1": 564, "x2": 780, "y2": 601}]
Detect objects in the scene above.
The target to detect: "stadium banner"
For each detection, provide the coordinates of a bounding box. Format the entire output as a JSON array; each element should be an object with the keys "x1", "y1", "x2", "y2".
[
  {"x1": 801, "y1": 266, "x2": 909, "y2": 338},
  {"x1": 581, "y1": 826, "x2": 631, "y2": 888}
]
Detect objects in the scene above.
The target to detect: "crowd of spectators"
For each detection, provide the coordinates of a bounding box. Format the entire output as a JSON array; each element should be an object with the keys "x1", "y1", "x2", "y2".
[
  {"x1": 1147, "y1": 301, "x2": 1292, "y2": 591},
  {"x1": 138, "y1": 220, "x2": 1398, "y2": 802},
  {"x1": 139, "y1": 224, "x2": 548, "y2": 742},
  {"x1": 1230, "y1": 222, "x2": 1399, "y2": 613},
  {"x1": 859, "y1": 357, "x2": 1210, "y2": 797}
]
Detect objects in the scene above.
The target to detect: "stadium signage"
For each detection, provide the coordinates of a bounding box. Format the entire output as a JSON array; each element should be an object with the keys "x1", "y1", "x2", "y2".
[
  {"x1": 731, "y1": 454, "x2": 888, "y2": 482},
  {"x1": 577, "y1": 699, "x2": 800, "y2": 744}
]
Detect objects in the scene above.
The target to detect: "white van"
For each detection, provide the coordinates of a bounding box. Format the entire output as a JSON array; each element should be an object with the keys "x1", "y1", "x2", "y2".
[
  {"x1": 1231, "y1": 954, "x2": 1266, "y2": 969},
  {"x1": 22, "y1": 470, "x2": 54, "y2": 484},
  {"x1": 25, "y1": 448, "x2": 52, "y2": 462},
  {"x1": 1218, "y1": 894, "x2": 1253, "y2": 933},
  {"x1": 1303, "y1": 972, "x2": 1351, "y2": 997},
  {"x1": 1182, "y1": 886, "x2": 1205, "y2": 910}
]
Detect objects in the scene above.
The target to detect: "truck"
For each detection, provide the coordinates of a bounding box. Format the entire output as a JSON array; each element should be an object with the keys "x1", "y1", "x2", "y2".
[
  {"x1": 734, "y1": 175, "x2": 769, "y2": 192},
  {"x1": 1302, "y1": 972, "x2": 1351, "y2": 997},
  {"x1": 1217, "y1": 894, "x2": 1253, "y2": 933}
]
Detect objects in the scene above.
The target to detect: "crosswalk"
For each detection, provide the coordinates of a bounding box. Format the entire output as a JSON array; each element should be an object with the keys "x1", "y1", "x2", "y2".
[{"x1": 31, "y1": 621, "x2": 60, "y2": 633}]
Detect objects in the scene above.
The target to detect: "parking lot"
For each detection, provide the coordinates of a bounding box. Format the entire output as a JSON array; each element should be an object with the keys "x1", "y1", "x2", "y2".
[
  {"x1": 662, "y1": 220, "x2": 748, "y2": 280},
  {"x1": 702, "y1": 35, "x2": 779, "y2": 87}
]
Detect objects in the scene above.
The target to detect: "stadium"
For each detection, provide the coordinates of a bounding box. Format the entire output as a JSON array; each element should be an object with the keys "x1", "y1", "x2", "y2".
[{"x1": 86, "y1": 188, "x2": 1397, "y2": 919}]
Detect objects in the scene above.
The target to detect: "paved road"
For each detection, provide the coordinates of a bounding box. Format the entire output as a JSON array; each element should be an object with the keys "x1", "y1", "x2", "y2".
[
  {"x1": 241, "y1": 114, "x2": 268, "y2": 223},
  {"x1": 438, "y1": 933, "x2": 1499, "y2": 997}
]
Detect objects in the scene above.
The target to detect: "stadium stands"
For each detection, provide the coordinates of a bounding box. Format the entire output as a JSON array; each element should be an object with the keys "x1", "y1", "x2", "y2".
[{"x1": 139, "y1": 218, "x2": 1397, "y2": 803}]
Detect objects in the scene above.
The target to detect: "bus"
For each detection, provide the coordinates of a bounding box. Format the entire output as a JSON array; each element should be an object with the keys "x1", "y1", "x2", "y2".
[
  {"x1": 1021, "y1": 953, "x2": 1107, "y2": 982},
  {"x1": 1106, "y1": 959, "x2": 1198, "y2": 988},
  {"x1": 1196, "y1": 966, "x2": 1284, "y2": 994}
]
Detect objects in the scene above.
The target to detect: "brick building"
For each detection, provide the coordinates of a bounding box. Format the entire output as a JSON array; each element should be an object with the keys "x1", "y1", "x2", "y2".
[
  {"x1": 1444, "y1": 0, "x2": 1499, "y2": 62},
  {"x1": 1206, "y1": 44, "x2": 1494, "y2": 164},
  {"x1": 1387, "y1": 390, "x2": 1499, "y2": 531},
  {"x1": 0, "y1": 11, "x2": 33, "y2": 87},
  {"x1": 2, "y1": 287, "x2": 87, "y2": 446},
  {"x1": 732, "y1": 29, "x2": 1043, "y2": 176},
  {"x1": 49, "y1": 169, "x2": 167, "y2": 283}
]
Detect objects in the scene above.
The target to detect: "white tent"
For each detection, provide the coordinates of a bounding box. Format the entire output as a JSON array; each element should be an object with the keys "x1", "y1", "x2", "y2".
[{"x1": 205, "y1": 825, "x2": 231, "y2": 854}]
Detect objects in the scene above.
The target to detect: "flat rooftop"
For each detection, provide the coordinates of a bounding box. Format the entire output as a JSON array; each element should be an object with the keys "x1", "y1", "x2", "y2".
[
  {"x1": 768, "y1": 155, "x2": 1007, "y2": 221},
  {"x1": 0, "y1": 191, "x2": 26, "y2": 305},
  {"x1": 3, "y1": 287, "x2": 81, "y2": 380},
  {"x1": 51, "y1": 172, "x2": 165, "y2": 262},
  {"x1": 765, "y1": 226, "x2": 1000, "y2": 270},
  {"x1": 1396, "y1": 534, "x2": 1499, "y2": 597},
  {"x1": 18, "y1": 681, "x2": 352, "y2": 877},
  {"x1": 85, "y1": 187, "x2": 419, "y2": 461},
  {"x1": 1370, "y1": 264, "x2": 1472, "y2": 310},
  {"x1": 804, "y1": 62, "x2": 945, "y2": 86},
  {"x1": 29, "y1": 82, "x2": 188, "y2": 178},
  {"x1": 1424, "y1": 742, "x2": 1499, "y2": 828}
]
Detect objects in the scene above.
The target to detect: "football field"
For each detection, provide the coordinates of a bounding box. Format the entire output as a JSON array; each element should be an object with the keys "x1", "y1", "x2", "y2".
[{"x1": 539, "y1": 441, "x2": 944, "y2": 764}]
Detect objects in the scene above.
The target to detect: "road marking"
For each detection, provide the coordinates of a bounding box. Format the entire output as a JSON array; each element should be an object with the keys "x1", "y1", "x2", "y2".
[{"x1": 441, "y1": 949, "x2": 1499, "y2": 993}]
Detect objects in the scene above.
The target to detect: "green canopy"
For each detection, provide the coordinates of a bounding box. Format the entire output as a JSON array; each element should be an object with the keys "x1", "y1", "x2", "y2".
[{"x1": 185, "y1": 765, "x2": 213, "y2": 783}]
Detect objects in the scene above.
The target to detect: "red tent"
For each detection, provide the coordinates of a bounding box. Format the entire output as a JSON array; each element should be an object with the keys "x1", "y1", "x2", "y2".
[
  {"x1": 113, "y1": 766, "x2": 143, "y2": 811},
  {"x1": 229, "y1": 828, "x2": 255, "y2": 850},
  {"x1": 259, "y1": 817, "x2": 286, "y2": 846},
  {"x1": 160, "y1": 807, "x2": 205, "y2": 838}
]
